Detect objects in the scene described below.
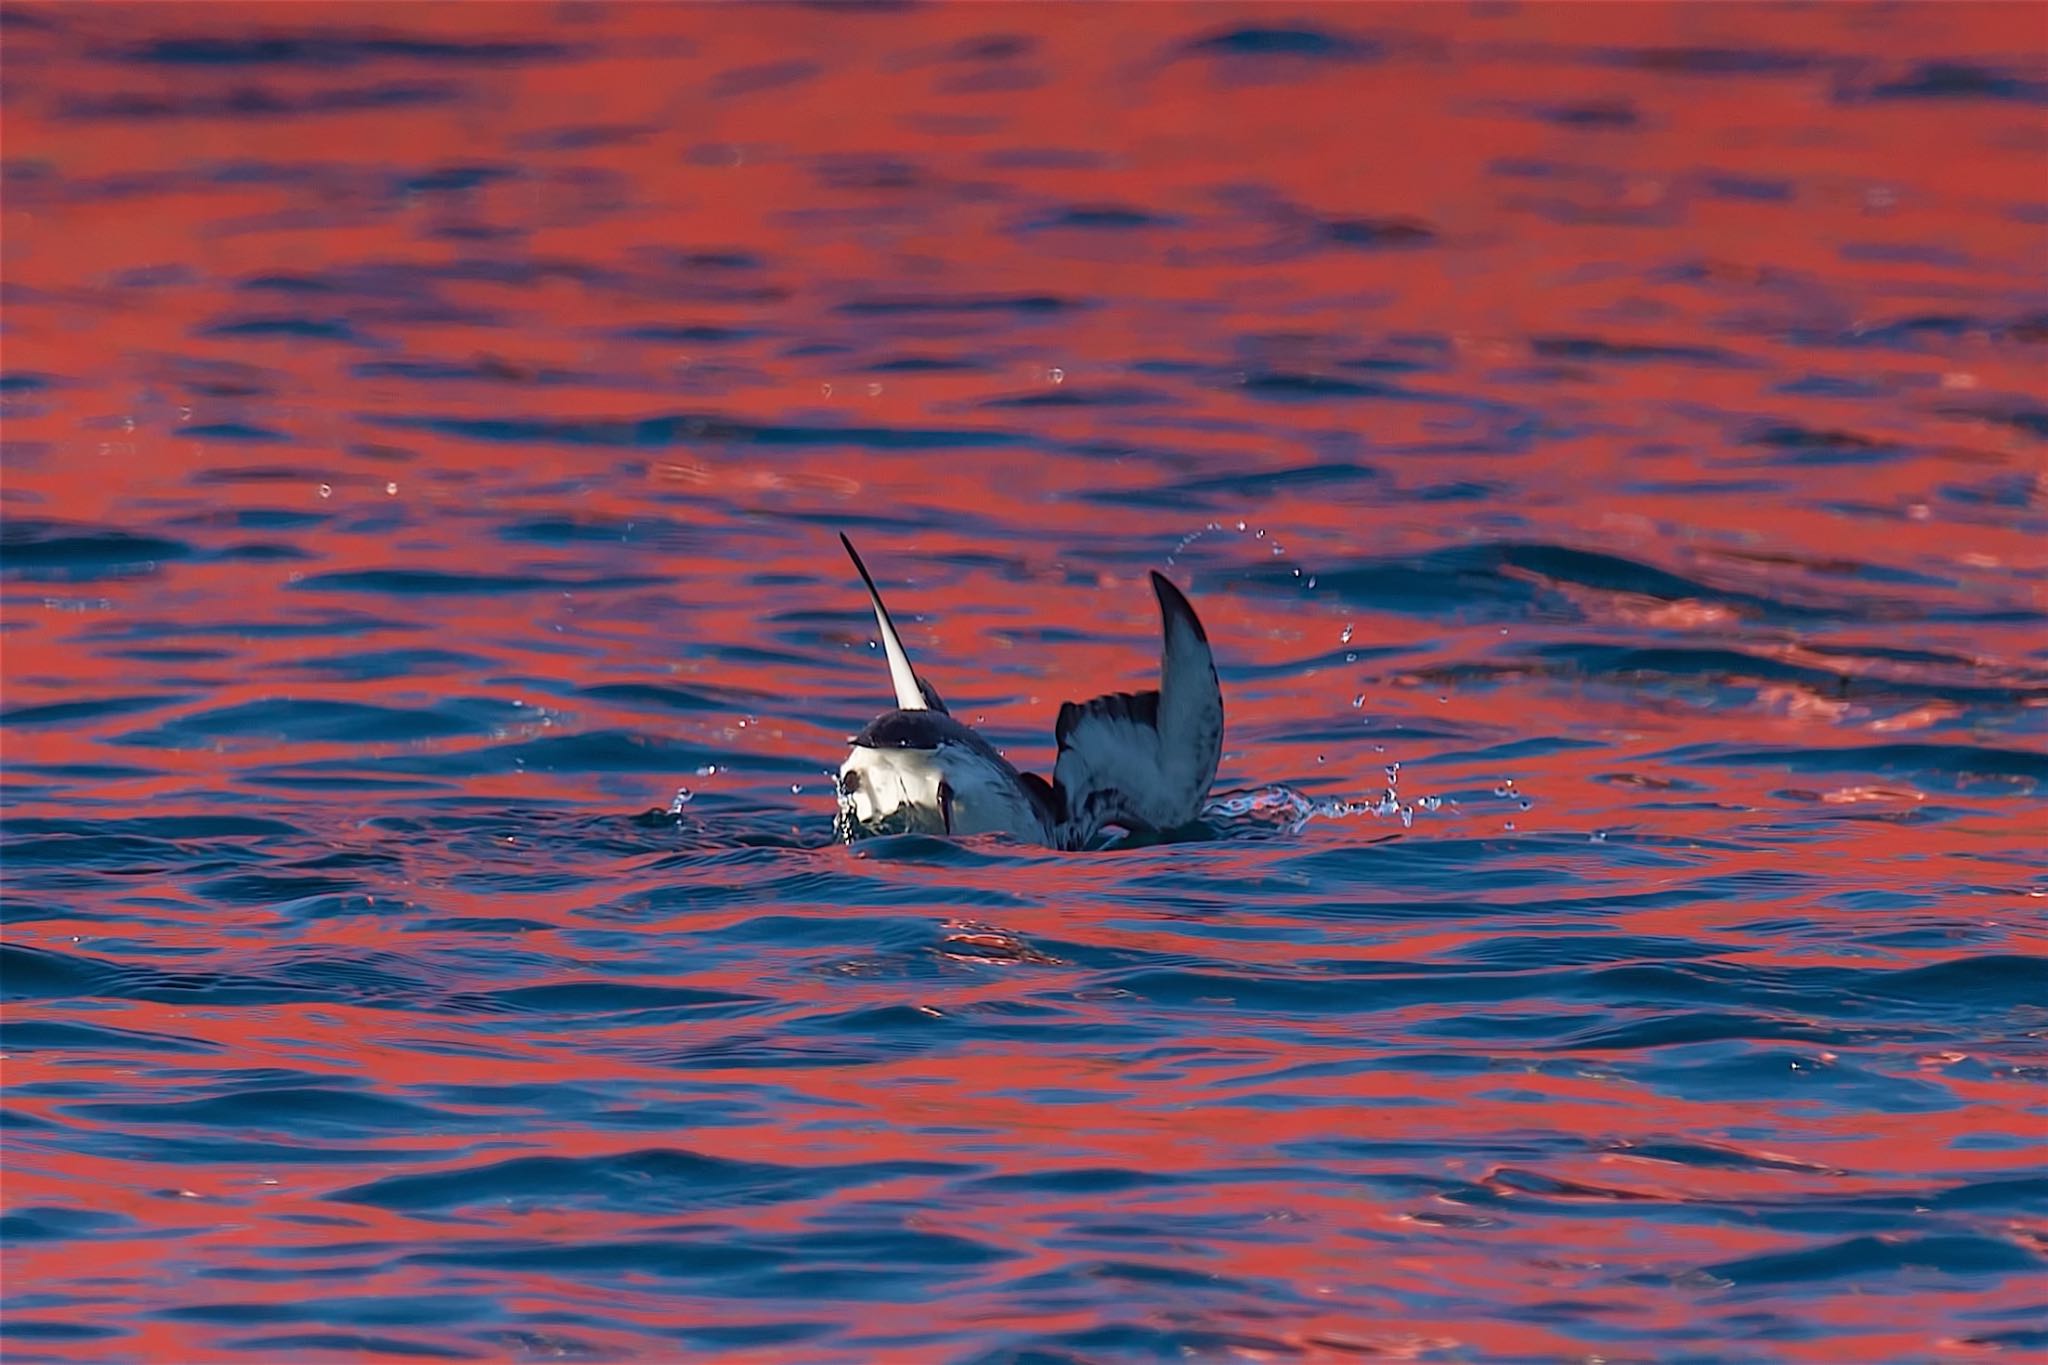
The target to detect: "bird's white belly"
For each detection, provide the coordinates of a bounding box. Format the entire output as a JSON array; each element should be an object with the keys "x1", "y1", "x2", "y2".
[{"x1": 837, "y1": 742, "x2": 1050, "y2": 843}]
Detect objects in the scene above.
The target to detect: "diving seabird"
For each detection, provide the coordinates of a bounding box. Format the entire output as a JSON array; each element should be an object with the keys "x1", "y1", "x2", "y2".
[{"x1": 834, "y1": 534, "x2": 1223, "y2": 849}]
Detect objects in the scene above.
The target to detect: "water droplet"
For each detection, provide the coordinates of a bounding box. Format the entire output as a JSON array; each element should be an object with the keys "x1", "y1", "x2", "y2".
[
  {"x1": 668, "y1": 787, "x2": 693, "y2": 813},
  {"x1": 317, "y1": 483, "x2": 332, "y2": 499},
  {"x1": 1340, "y1": 623, "x2": 1354, "y2": 644},
  {"x1": 866, "y1": 382, "x2": 882, "y2": 397},
  {"x1": 1351, "y1": 694, "x2": 1365, "y2": 708},
  {"x1": 1236, "y1": 521, "x2": 1247, "y2": 532},
  {"x1": 820, "y1": 382, "x2": 834, "y2": 398},
  {"x1": 1049, "y1": 367, "x2": 1065, "y2": 384},
  {"x1": 790, "y1": 783, "x2": 803, "y2": 794},
  {"x1": 1306, "y1": 576, "x2": 1316, "y2": 589},
  {"x1": 385, "y1": 481, "x2": 398, "y2": 496}
]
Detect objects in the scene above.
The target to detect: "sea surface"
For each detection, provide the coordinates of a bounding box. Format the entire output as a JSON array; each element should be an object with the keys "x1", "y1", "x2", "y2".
[{"x1": 4, "y1": 3, "x2": 2046, "y2": 1361}]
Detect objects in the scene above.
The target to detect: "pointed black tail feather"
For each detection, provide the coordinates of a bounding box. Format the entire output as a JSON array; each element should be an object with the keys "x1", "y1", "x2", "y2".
[{"x1": 840, "y1": 533, "x2": 947, "y2": 713}]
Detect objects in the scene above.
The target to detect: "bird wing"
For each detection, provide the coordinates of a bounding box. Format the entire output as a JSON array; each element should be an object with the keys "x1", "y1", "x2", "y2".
[
  {"x1": 840, "y1": 533, "x2": 947, "y2": 713},
  {"x1": 1051, "y1": 571, "x2": 1222, "y2": 844}
]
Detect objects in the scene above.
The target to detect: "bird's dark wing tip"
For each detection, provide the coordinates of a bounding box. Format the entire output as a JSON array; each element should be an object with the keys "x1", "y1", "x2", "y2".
[{"x1": 1149, "y1": 570, "x2": 1206, "y2": 643}]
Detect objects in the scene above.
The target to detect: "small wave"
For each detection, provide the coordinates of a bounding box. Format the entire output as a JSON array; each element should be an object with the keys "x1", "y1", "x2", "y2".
[
  {"x1": 334, "y1": 1148, "x2": 966, "y2": 1215},
  {"x1": 1705, "y1": 1233, "x2": 2045, "y2": 1287}
]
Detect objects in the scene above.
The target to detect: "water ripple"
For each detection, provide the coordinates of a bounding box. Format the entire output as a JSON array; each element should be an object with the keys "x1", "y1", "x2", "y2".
[{"x1": 5, "y1": 3, "x2": 2044, "y2": 1360}]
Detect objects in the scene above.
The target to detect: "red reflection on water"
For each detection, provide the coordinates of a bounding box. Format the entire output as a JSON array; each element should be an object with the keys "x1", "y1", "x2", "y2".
[{"x1": 5, "y1": 1, "x2": 2046, "y2": 1360}]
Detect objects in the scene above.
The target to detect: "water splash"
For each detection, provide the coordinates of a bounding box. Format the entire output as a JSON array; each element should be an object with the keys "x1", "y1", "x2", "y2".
[
  {"x1": 5, "y1": 4, "x2": 2043, "y2": 1360},
  {"x1": 1166, "y1": 519, "x2": 1316, "y2": 589},
  {"x1": 1201, "y1": 776, "x2": 1444, "y2": 837}
]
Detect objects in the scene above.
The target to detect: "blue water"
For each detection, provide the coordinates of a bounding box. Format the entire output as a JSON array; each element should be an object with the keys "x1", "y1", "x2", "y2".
[{"x1": 5, "y1": 3, "x2": 2048, "y2": 1361}]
